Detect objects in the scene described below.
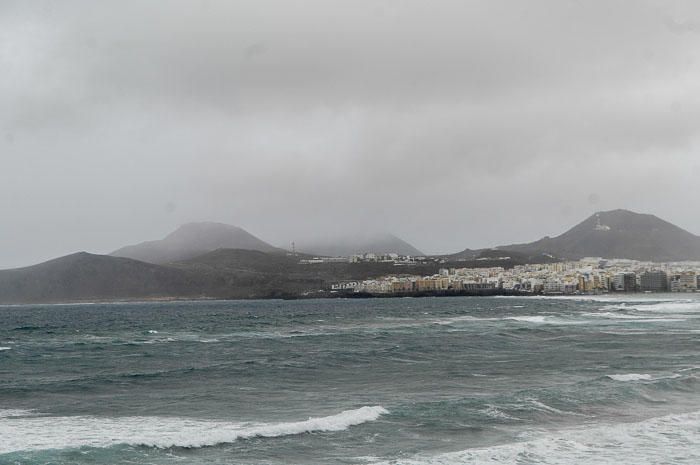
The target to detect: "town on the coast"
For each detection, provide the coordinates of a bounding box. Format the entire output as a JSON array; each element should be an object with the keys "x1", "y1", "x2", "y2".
[{"x1": 326, "y1": 255, "x2": 700, "y2": 295}]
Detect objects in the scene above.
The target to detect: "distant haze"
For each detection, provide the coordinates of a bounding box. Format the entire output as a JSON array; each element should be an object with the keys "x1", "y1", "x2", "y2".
[{"x1": 2, "y1": 1, "x2": 700, "y2": 268}]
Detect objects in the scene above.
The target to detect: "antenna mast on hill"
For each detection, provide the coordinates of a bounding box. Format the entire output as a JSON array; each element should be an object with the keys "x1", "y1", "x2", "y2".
[
  {"x1": 594, "y1": 214, "x2": 611, "y2": 231},
  {"x1": 291, "y1": 241, "x2": 296, "y2": 255}
]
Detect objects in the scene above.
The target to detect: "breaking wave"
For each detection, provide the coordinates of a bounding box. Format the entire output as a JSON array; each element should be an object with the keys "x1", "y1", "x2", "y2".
[
  {"x1": 599, "y1": 300, "x2": 700, "y2": 314},
  {"x1": 435, "y1": 314, "x2": 565, "y2": 325},
  {"x1": 606, "y1": 373, "x2": 683, "y2": 382},
  {"x1": 506, "y1": 315, "x2": 547, "y2": 323},
  {"x1": 368, "y1": 410, "x2": 700, "y2": 465},
  {"x1": 607, "y1": 373, "x2": 653, "y2": 382},
  {"x1": 0, "y1": 406, "x2": 388, "y2": 453}
]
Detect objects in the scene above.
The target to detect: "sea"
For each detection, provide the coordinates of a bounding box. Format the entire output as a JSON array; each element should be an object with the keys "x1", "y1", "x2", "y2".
[{"x1": 1, "y1": 294, "x2": 699, "y2": 465}]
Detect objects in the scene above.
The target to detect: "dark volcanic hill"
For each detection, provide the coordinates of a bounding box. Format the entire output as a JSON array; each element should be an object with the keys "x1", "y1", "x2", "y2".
[
  {"x1": 0, "y1": 252, "x2": 207, "y2": 304},
  {"x1": 0, "y1": 248, "x2": 445, "y2": 304},
  {"x1": 488, "y1": 209, "x2": 700, "y2": 261},
  {"x1": 299, "y1": 233, "x2": 424, "y2": 257},
  {"x1": 0, "y1": 250, "x2": 314, "y2": 304},
  {"x1": 111, "y1": 222, "x2": 281, "y2": 264}
]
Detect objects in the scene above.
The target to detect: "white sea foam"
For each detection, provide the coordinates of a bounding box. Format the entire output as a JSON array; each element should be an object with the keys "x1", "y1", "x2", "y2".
[
  {"x1": 0, "y1": 405, "x2": 388, "y2": 453},
  {"x1": 608, "y1": 372, "x2": 684, "y2": 382},
  {"x1": 509, "y1": 295, "x2": 682, "y2": 303},
  {"x1": 118, "y1": 332, "x2": 221, "y2": 345},
  {"x1": 485, "y1": 399, "x2": 587, "y2": 419},
  {"x1": 525, "y1": 399, "x2": 568, "y2": 415},
  {"x1": 439, "y1": 314, "x2": 560, "y2": 325},
  {"x1": 600, "y1": 300, "x2": 700, "y2": 314},
  {"x1": 435, "y1": 315, "x2": 555, "y2": 325},
  {"x1": 0, "y1": 409, "x2": 35, "y2": 418},
  {"x1": 433, "y1": 315, "x2": 484, "y2": 325},
  {"x1": 480, "y1": 406, "x2": 522, "y2": 421},
  {"x1": 506, "y1": 315, "x2": 547, "y2": 323},
  {"x1": 607, "y1": 373, "x2": 653, "y2": 381},
  {"x1": 582, "y1": 312, "x2": 687, "y2": 323},
  {"x1": 0, "y1": 347, "x2": 11, "y2": 351},
  {"x1": 583, "y1": 311, "x2": 650, "y2": 319},
  {"x1": 435, "y1": 298, "x2": 698, "y2": 328},
  {"x1": 368, "y1": 410, "x2": 700, "y2": 465}
]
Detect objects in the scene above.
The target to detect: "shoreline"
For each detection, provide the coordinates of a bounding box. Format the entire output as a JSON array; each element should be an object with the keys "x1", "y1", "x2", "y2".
[{"x1": 2, "y1": 289, "x2": 692, "y2": 306}]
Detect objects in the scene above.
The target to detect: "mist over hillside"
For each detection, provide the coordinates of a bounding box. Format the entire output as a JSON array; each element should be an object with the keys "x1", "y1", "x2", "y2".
[
  {"x1": 297, "y1": 233, "x2": 424, "y2": 257},
  {"x1": 111, "y1": 222, "x2": 281, "y2": 264}
]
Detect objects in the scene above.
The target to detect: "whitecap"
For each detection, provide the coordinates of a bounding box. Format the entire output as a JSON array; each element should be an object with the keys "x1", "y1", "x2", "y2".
[
  {"x1": 607, "y1": 373, "x2": 652, "y2": 381},
  {"x1": 480, "y1": 406, "x2": 522, "y2": 421},
  {"x1": 0, "y1": 347, "x2": 11, "y2": 351},
  {"x1": 0, "y1": 405, "x2": 388, "y2": 453},
  {"x1": 583, "y1": 311, "x2": 644, "y2": 319},
  {"x1": 606, "y1": 372, "x2": 682, "y2": 382},
  {"x1": 582, "y1": 312, "x2": 687, "y2": 323},
  {"x1": 368, "y1": 409, "x2": 700, "y2": 465},
  {"x1": 0, "y1": 409, "x2": 35, "y2": 418},
  {"x1": 433, "y1": 315, "x2": 486, "y2": 325},
  {"x1": 507, "y1": 316, "x2": 547, "y2": 323},
  {"x1": 599, "y1": 300, "x2": 700, "y2": 314},
  {"x1": 526, "y1": 399, "x2": 590, "y2": 417}
]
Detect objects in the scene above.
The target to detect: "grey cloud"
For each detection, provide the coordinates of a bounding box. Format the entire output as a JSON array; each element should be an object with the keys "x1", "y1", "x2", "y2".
[{"x1": 1, "y1": 0, "x2": 700, "y2": 267}]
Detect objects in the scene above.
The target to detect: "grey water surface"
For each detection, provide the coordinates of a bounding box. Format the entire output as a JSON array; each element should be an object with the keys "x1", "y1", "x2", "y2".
[{"x1": 1, "y1": 295, "x2": 699, "y2": 464}]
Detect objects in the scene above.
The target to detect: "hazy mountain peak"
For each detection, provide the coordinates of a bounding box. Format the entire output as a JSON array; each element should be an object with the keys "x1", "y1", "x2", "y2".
[
  {"x1": 297, "y1": 232, "x2": 424, "y2": 257},
  {"x1": 495, "y1": 209, "x2": 700, "y2": 261},
  {"x1": 163, "y1": 222, "x2": 250, "y2": 244},
  {"x1": 111, "y1": 222, "x2": 280, "y2": 264}
]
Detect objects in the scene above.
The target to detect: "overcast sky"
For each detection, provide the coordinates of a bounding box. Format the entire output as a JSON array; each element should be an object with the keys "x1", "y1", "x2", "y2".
[{"x1": 2, "y1": 0, "x2": 700, "y2": 268}]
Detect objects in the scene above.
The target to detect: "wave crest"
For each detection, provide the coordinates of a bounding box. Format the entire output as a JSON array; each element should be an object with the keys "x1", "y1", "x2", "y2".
[
  {"x1": 607, "y1": 373, "x2": 652, "y2": 382},
  {"x1": 0, "y1": 405, "x2": 388, "y2": 453}
]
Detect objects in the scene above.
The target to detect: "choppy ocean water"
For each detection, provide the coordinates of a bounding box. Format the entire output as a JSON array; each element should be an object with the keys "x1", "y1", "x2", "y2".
[{"x1": 0, "y1": 295, "x2": 699, "y2": 465}]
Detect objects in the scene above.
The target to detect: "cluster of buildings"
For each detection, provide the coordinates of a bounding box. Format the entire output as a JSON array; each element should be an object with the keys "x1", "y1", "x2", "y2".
[
  {"x1": 301, "y1": 253, "x2": 442, "y2": 265},
  {"x1": 331, "y1": 257, "x2": 700, "y2": 295}
]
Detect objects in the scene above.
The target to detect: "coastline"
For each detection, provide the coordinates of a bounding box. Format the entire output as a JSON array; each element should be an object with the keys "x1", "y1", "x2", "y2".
[
  {"x1": 0, "y1": 290, "x2": 527, "y2": 306},
  {"x1": 4, "y1": 288, "x2": 690, "y2": 306}
]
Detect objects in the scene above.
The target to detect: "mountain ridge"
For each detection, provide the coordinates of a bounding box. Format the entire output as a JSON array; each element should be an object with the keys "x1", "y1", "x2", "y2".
[
  {"x1": 459, "y1": 209, "x2": 700, "y2": 262},
  {"x1": 0, "y1": 248, "x2": 445, "y2": 304},
  {"x1": 3, "y1": 209, "x2": 700, "y2": 304}
]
